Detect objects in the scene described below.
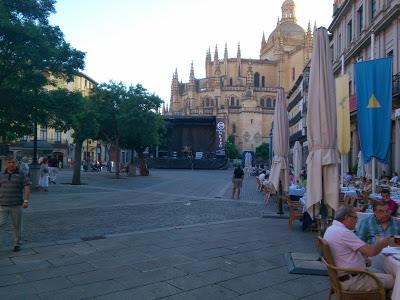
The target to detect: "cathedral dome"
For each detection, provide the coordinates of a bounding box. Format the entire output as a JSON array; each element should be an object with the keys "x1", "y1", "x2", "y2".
[{"x1": 265, "y1": 0, "x2": 304, "y2": 50}]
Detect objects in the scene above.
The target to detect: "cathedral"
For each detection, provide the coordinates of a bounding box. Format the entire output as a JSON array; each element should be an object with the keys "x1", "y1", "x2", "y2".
[{"x1": 166, "y1": 0, "x2": 313, "y2": 153}]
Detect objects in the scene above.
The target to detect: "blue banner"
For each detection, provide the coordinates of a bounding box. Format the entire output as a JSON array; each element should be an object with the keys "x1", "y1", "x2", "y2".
[{"x1": 355, "y1": 57, "x2": 392, "y2": 163}]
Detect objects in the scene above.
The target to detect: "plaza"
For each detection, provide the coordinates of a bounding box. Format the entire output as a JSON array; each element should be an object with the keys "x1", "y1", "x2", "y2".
[{"x1": 0, "y1": 170, "x2": 328, "y2": 299}]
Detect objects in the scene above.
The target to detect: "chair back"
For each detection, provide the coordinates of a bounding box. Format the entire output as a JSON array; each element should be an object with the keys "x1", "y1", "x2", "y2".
[{"x1": 318, "y1": 237, "x2": 343, "y2": 294}]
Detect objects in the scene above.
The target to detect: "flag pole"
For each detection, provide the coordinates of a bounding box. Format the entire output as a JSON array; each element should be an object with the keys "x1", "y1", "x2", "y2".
[
  {"x1": 341, "y1": 54, "x2": 345, "y2": 187},
  {"x1": 371, "y1": 32, "x2": 377, "y2": 193}
]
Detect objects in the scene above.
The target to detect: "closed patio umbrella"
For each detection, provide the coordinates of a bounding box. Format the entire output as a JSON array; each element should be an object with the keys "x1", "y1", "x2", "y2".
[
  {"x1": 357, "y1": 151, "x2": 365, "y2": 178},
  {"x1": 306, "y1": 27, "x2": 339, "y2": 217},
  {"x1": 269, "y1": 88, "x2": 289, "y2": 194},
  {"x1": 293, "y1": 141, "x2": 303, "y2": 182}
]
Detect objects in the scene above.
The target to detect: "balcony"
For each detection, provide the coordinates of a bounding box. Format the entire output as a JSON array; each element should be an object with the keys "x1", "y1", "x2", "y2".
[
  {"x1": 289, "y1": 111, "x2": 302, "y2": 127},
  {"x1": 394, "y1": 72, "x2": 400, "y2": 97},
  {"x1": 289, "y1": 130, "x2": 305, "y2": 146}
]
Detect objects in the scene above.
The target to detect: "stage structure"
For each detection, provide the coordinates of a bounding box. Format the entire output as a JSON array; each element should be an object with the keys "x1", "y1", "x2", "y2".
[{"x1": 149, "y1": 116, "x2": 228, "y2": 169}]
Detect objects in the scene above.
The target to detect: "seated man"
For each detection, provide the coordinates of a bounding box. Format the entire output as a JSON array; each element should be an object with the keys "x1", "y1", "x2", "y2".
[
  {"x1": 324, "y1": 206, "x2": 394, "y2": 292},
  {"x1": 357, "y1": 201, "x2": 400, "y2": 244}
]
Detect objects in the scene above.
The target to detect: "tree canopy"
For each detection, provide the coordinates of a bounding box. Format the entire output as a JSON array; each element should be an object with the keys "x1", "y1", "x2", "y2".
[{"x1": 0, "y1": 0, "x2": 85, "y2": 140}]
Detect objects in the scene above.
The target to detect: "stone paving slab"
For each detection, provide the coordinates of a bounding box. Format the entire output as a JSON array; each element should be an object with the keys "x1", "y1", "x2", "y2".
[{"x1": 0, "y1": 217, "x2": 328, "y2": 299}]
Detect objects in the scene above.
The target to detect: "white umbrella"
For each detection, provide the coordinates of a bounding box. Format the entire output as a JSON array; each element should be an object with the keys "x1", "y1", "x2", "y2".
[
  {"x1": 293, "y1": 141, "x2": 303, "y2": 182},
  {"x1": 357, "y1": 151, "x2": 365, "y2": 177},
  {"x1": 269, "y1": 88, "x2": 289, "y2": 193},
  {"x1": 306, "y1": 27, "x2": 339, "y2": 216}
]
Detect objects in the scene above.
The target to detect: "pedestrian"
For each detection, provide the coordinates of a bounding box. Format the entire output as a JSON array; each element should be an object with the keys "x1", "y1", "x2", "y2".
[
  {"x1": 0, "y1": 155, "x2": 31, "y2": 252},
  {"x1": 19, "y1": 157, "x2": 30, "y2": 175},
  {"x1": 231, "y1": 164, "x2": 244, "y2": 199},
  {"x1": 39, "y1": 158, "x2": 49, "y2": 192},
  {"x1": 49, "y1": 157, "x2": 58, "y2": 184}
]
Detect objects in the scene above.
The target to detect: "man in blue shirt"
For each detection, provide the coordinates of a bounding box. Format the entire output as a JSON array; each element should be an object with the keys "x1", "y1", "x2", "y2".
[{"x1": 357, "y1": 201, "x2": 400, "y2": 244}]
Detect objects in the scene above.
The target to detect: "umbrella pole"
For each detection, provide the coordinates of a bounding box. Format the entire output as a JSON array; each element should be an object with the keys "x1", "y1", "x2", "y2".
[
  {"x1": 372, "y1": 157, "x2": 376, "y2": 193},
  {"x1": 341, "y1": 155, "x2": 344, "y2": 187},
  {"x1": 277, "y1": 180, "x2": 284, "y2": 215}
]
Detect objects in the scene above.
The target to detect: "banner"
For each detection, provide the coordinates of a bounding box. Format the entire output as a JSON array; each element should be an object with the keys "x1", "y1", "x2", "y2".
[
  {"x1": 336, "y1": 74, "x2": 350, "y2": 155},
  {"x1": 215, "y1": 118, "x2": 225, "y2": 156},
  {"x1": 355, "y1": 57, "x2": 392, "y2": 163}
]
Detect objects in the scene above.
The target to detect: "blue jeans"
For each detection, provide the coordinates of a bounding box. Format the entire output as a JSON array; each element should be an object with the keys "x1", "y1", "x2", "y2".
[{"x1": 0, "y1": 206, "x2": 22, "y2": 247}]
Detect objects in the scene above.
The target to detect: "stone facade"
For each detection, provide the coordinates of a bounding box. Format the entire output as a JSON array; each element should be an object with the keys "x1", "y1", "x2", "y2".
[
  {"x1": 167, "y1": 0, "x2": 313, "y2": 153},
  {"x1": 329, "y1": 0, "x2": 400, "y2": 173}
]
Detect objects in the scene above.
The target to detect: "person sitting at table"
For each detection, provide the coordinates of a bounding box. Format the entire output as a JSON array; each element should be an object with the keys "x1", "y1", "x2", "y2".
[
  {"x1": 257, "y1": 171, "x2": 266, "y2": 192},
  {"x1": 363, "y1": 178, "x2": 372, "y2": 194},
  {"x1": 390, "y1": 172, "x2": 399, "y2": 184},
  {"x1": 324, "y1": 206, "x2": 394, "y2": 292},
  {"x1": 380, "y1": 189, "x2": 398, "y2": 216},
  {"x1": 357, "y1": 201, "x2": 400, "y2": 244},
  {"x1": 298, "y1": 174, "x2": 307, "y2": 189},
  {"x1": 344, "y1": 172, "x2": 353, "y2": 183},
  {"x1": 288, "y1": 171, "x2": 296, "y2": 185}
]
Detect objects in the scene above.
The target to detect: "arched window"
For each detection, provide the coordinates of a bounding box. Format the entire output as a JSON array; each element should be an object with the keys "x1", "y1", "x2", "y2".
[
  {"x1": 266, "y1": 98, "x2": 272, "y2": 107},
  {"x1": 236, "y1": 99, "x2": 240, "y2": 106},
  {"x1": 273, "y1": 99, "x2": 276, "y2": 107},
  {"x1": 210, "y1": 99, "x2": 214, "y2": 107},
  {"x1": 230, "y1": 97, "x2": 235, "y2": 107},
  {"x1": 206, "y1": 98, "x2": 210, "y2": 107},
  {"x1": 232, "y1": 124, "x2": 236, "y2": 134},
  {"x1": 229, "y1": 78, "x2": 233, "y2": 86},
  {"x1": 260, "y1": 99, "x2": 265, "y2": 107},
  {"x1": 254, "y1": 72, "x2": 260, "y2": 87},
  {"x1": 261, "y1": 76, "x2": 265, "y2": 87}
]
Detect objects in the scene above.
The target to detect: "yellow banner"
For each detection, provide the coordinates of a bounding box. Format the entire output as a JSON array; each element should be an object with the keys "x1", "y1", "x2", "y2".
[{"x1": 336, "y1": 75, "x2": 350, "y2": 155}]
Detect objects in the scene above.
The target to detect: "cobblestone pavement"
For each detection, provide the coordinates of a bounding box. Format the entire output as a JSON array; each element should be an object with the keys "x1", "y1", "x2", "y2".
[{"x1": 0, "y1": 169, "x2": 329, "y2": 299}]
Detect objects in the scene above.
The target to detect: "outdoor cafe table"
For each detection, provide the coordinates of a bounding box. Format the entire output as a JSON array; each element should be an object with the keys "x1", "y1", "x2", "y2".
[{"x1": 373, "y1": 247, "x2": 400, "y2": 300}]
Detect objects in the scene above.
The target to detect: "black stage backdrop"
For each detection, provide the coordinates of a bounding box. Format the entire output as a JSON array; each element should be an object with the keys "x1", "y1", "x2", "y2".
[{"x1": 166, "y1": 117, "x2": 216, "y2": 155}]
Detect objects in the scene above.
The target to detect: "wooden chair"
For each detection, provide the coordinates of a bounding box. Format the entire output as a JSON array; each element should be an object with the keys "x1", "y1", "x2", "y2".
[
  {"x1": 317, "y1": 237, "x2": 386, "y2": 300},
  {"x1": 285, "y1": 195, "x2": 303, "y2": 228}
]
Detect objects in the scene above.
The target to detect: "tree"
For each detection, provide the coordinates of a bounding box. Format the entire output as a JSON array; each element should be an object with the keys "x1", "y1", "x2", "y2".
[
  {"x1": 255, "y1": 143, "x2": 269, "y2": 161},
  {"x1": 225, "y1": 135, "x2": 240, "y2": 159},
  {"x1": 45, "y1": 89, "x2": 99, "y2": 185},
  {"x1": 119, "y1": 85, "x2": 164, "y2": 176},
  {"x1": 92, "y1": 82, "x2": 128, "y2": 178},
  {"x1": 0, "y1": 0, "x2": 85, "y2": 141}
]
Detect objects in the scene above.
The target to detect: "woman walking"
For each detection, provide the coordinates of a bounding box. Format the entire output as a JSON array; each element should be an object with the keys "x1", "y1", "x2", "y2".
[
  {"x1": 39, "y1": 158, "x2": 49, "y2": 192},
  {"x1": 232, "y1": 164, "x2": 244, "y2": 199}
]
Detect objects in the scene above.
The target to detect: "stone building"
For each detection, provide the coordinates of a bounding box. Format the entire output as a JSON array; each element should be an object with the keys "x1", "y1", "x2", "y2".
[
  {"x1": 329, "y1": 0, "x2": 400, "y2": 173},
  {"x1": 167, "y1": 0, "x2": 313, "y2": 153},
  {"x1": 10, "y1": 72, "x2": 102, "y2": 167}
]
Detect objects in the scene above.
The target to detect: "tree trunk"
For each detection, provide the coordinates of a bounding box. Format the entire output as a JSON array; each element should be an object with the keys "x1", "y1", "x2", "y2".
[
  {"x1": 72, "y1": 140, "x2": 83, "y2": 185},
  {"x1": 128, "y1": 148, "x2": 136, "y2": 177},
  {"x1": 115, "y1": 142, "x2": 120, "y2": 179},
  {"x1": 137, "y1": 149, "x2": 149, "y2": 176}
]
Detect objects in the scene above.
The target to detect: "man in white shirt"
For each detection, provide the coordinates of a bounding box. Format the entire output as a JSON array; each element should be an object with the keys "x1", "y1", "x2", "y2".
[{"x1": 323, "y1": 206, "x2": 394, "y2": 292}]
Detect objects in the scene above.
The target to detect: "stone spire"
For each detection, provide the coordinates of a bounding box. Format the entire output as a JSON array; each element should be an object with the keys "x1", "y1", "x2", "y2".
[
  {"x1": 214, "y1": 44, "x2": 221, "y2": 75},
  {"x1": 224, "y1": 43, "x2": 228, "y2": 77},
  {"x1": 261, "y1": 31, "x2": 267, "y2": 49},
  {"x1": 314, "y1": 21, "x2": 317, "y2": 32},
  {"x1": 246, "y1": 62, "x2": 253, "y2": 88},
  {"x1": 224, "y1": 43, "x2": 228, "y2": 59},
  {"x1": 189, "y1": 61, "x2": 195, "y2": 82},
  {"x1": 205, "y1": 47, "x2": 211, "y2": 78},
  {"x1": 236, "y1": 42, "x2": 241, "y2": 77},
  {"x1": 281, "y1": 0, "x2": 296, "y2": 24}
]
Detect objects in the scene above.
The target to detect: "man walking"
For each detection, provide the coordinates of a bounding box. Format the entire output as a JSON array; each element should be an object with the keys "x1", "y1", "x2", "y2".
[{"x1": 0, "y1": 155, "x2": 30, "y2": 252}]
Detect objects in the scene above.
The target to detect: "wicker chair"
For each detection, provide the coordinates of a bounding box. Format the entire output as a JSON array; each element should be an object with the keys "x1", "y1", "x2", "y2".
[
  {"x1": 285, "y1": 195, "x2": 303, "y2": 228},
  {"x1": 317, "y1": 237, "x2": 386, "y2": 300}
]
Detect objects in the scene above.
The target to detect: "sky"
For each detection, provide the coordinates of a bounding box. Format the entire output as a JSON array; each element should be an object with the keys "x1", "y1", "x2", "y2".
[{"x1": 50, "y1": 0, "x2": 333, "y2": 104}]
